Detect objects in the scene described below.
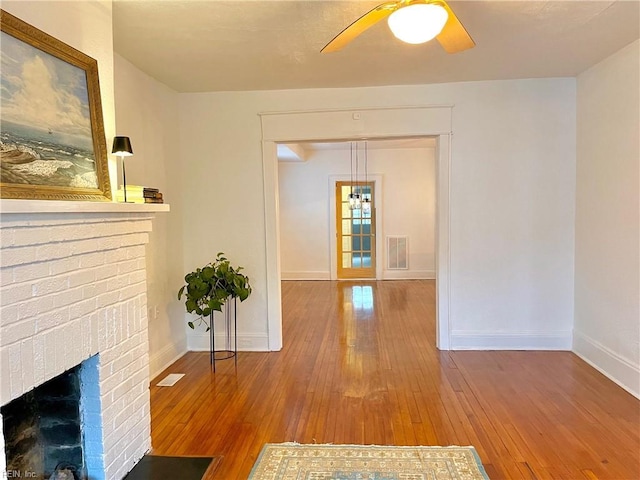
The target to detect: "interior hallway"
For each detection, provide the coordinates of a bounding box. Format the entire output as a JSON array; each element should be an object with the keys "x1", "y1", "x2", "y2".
[{"x1": 149, "y1": 280, "x2": 640, "y2": 479}]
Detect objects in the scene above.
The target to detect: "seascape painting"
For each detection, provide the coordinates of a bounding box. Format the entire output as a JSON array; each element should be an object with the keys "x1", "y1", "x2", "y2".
[
  {"x1": 1, "y1": 31, "x2": 98, "y2": 188},
  {"x1": 0, "y1": 9, "x2": 111, "y2": 201}
]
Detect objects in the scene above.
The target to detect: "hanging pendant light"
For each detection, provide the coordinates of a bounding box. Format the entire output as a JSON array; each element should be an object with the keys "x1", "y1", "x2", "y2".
[
  {"x1": 348, "y1": 141, "x2": 361, "y2": 210},
  {"x1": 354, "y1": 192, "x2": 362, "y2": 210},
  {"x1": 348, "y1": 142, "x2": 357, "y2": 210},
  {"x1": 362, "y1": 141, "x2": 371, "y2": 214},
  {"x1": 354, "y1": 142, "x2": 361, "y2": 210},
  {"x1": 348, "y1": 192, "x2": 357, "y2": 209}
]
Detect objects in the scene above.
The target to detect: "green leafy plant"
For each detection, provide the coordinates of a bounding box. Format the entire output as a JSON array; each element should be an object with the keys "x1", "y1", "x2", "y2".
[{"x1": 178, "y1": 252, "x2": 252, "y2": 330}]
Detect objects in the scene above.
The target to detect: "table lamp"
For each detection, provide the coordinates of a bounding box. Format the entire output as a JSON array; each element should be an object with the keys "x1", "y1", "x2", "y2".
[{"x1": 111, "y1": 136, "x2": 133, "y2": 202}]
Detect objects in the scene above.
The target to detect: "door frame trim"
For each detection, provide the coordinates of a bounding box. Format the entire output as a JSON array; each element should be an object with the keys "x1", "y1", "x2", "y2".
[{"x1": 260, "y1": 105, "x2": 453, "y2": 351}]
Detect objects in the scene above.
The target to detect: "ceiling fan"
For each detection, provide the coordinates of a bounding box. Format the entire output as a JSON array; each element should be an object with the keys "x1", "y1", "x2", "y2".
[{"x1": 321, "y1": 0, "x2": 475, "y2": 54}]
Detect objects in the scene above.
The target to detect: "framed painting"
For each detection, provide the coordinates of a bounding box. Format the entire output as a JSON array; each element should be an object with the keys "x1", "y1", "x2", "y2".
[{"x1": 0, "y1": 9, "x2": 111, "y2": 201}]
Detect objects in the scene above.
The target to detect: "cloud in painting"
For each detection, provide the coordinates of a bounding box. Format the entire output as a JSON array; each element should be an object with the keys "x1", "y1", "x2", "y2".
[{"x1": 1, "y1": 36, "x2": 92, "y2": 141}]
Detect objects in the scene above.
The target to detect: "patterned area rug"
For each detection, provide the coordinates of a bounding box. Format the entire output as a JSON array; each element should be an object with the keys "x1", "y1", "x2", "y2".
[{"x1": 249, "y1": 444, "x2": 489, "y2": 480}]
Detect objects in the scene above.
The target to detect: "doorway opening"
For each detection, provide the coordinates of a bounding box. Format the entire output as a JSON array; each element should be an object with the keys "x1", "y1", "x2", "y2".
[{"x1": 261, "y1": 106, "x2": 453, "y2": 351}]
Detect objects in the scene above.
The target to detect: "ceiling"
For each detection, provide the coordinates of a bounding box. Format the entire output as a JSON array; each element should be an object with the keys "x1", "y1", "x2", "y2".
[{"x1": 112, "y1": 0, "x2": 639, "y2": 93}]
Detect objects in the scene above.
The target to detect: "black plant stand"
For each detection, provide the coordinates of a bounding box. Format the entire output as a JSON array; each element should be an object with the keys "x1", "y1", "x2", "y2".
[{"x1": 209, "y1": 298, "x2": 237, "y2": 372}]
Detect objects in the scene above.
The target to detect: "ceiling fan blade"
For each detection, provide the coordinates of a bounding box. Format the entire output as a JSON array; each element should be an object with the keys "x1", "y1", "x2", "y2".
[
  {"x1": 321, "y1": 2, "x2": 397, "y2": 53},
  {"x1": 435, "y1": 0, "x2": 475, "y2": 53}
]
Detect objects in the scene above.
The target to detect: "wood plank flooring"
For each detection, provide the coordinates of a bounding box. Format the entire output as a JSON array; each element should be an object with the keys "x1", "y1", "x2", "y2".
[{"x1": 149, "y1": 280, "x2": 640, "y2": 479}]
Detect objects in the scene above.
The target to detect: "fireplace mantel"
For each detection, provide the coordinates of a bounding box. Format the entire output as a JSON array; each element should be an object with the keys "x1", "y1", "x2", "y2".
[{"x1": 0, "y1": 199, "x2": 170, "y2": 214}]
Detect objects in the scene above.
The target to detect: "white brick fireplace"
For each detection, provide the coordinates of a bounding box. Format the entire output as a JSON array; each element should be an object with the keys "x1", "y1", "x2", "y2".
[{"x1": 0, "y1": 200, "x2": 168, "y2": 480}]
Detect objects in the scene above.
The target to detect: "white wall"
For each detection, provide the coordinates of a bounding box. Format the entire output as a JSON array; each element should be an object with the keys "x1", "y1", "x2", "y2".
[
  {"x1": 278, "y1": 146, "x2": 436, "y2": 280},
  {"x1": 0, "y1": 3, "x2": 156, "y2": 474},
  {"x1": 180, "y1": 78, "x2": 576, "y2": 351},
  {"x1": 1, "y1": 0, "x2": 118, "y2": 193},
  {"x1": 574, "y1": 39, "x2": 640, "y2": 398},
  {"x1": 113, "y1": 54, "x2": 187, "y2": 378},
  {"x1": 1, "y1": 2, "x2": 187, "y2": 379},
  {"x1": 448, "y1": 81, "x2": 576, "y2": 349}
]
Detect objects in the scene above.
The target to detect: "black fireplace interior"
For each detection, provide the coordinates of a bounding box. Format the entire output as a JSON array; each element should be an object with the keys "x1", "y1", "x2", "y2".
[{"x1": 2, "y1": 365, "x2": 86, "y2": 480}]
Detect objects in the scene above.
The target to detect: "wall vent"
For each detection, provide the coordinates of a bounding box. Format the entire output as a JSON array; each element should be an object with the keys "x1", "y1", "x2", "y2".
[{"x1": 387, "y1": 236, "x2": 408, "y2": 270}]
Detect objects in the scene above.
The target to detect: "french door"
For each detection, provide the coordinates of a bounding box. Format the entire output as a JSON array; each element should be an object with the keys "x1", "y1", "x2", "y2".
[{"x1": 336, "y1": 181, "x2": 375, "y2": 279}]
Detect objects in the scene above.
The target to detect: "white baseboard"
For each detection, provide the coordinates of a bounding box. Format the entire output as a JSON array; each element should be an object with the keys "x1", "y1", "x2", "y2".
[
  {"x1": 281, "y1": 271, "x2": 435, "y2": 280},
  {"x1": 281, "y1": 271, "x2": 331, "y2": 280},
  {"x1": 383, "y1": 270, "x2": 435, "y2": 280},
  {"x1": 149, "y1": 342, "x2": 188, "y2": 380},
  {"x1": 573, "y1": 331, "x2": 640, "y2": 399},
  {"x1": 450, "y1": 331, "x2": 572, "y2": 350},
  {"x1": 187, "y1": 332, "x2": 270, "y2": 352}
]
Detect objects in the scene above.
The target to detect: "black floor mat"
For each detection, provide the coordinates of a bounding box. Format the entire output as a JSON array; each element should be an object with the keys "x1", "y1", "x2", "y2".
[{"x1": 124, "y1": 455, "x2": 217, "y2": 480}]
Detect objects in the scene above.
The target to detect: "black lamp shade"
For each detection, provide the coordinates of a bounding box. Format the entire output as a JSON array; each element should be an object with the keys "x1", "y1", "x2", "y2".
[{"x1": 112, "y1": 136, "x2": 133, "y2": 156}]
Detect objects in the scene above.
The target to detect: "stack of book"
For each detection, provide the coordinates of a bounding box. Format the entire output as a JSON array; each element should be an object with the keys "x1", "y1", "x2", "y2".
[
  {"x1": 143, "y1": 187, "x2": 164, "y2": 204},
  {"x1": 116, "y1": 185, "x2": 164, "y2": 204}
]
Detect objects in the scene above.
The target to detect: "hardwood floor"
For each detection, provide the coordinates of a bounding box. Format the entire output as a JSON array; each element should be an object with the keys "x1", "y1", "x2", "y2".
[{"x1": 149, "y1": 280, "x2": 640, "y2": 479}]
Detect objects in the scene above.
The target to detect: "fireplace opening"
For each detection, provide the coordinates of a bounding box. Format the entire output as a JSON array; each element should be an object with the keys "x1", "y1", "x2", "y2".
[{"x1": 2, "y1": 365, "x2": 87, "y2": 480}]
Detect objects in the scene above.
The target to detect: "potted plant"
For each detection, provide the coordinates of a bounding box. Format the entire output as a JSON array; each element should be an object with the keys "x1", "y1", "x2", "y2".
[{"x1": 178, "y1": 252, "x2": 251, "y2": 330}]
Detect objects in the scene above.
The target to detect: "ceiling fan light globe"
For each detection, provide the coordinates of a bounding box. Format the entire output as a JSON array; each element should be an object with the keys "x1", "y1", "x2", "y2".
[{"x1": 387, "y1": 3, "x2": 448, "y2": 44}]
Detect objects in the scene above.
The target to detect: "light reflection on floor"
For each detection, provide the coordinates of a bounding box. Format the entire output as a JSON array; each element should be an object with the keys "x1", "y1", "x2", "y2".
[
  {"x1": 339, "y1": 283, "x2": 376, "y2": 397},
  {"x1": 351, "y1": 285, "x2": 374, "y2": 311}
]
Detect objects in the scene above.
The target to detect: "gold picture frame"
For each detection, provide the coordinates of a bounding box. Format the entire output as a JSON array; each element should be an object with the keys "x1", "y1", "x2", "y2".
[{"x1": 0, "y1": 9, "x2": 112, "y2": 201}]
